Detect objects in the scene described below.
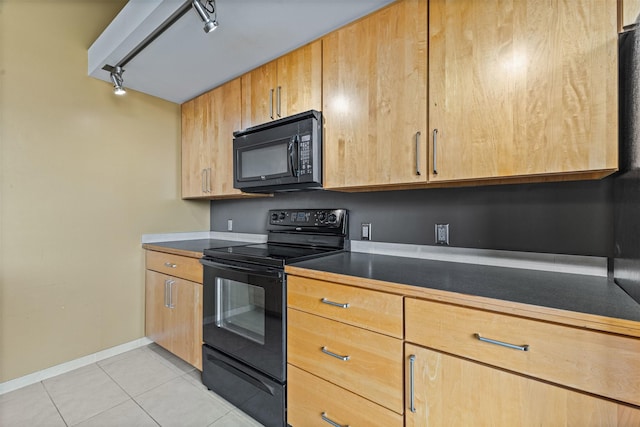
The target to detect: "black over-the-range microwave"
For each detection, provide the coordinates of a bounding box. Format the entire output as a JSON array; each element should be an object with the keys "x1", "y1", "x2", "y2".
[{"x1": 233, "y1": 110, "x2": 322, "y2": 193}]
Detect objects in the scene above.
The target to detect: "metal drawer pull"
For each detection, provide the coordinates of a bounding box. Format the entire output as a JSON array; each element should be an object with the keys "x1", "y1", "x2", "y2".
[
  {"x1": 321, "y1": 298, "x2": 349, "y2": 308},
  {"x1": 409, "y1": 354, "x2": 416, "y2": 413},
  {"x1": 474, "y1": 333, "x2": 529, "y2": 351},
  {"x1": 321, "y1": 412, "x2": 349, "y2": 427},
  {"x1": 321, "y1": 347, "x2": 350, "y2": 361},
  {"x1": 164, "y1": 262, "x2": 177, "y2": 268}
]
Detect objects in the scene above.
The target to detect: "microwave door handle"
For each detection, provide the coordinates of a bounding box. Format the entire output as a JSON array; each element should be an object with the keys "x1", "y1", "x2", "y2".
[{"x1": 289, "y1": 136, "x2": 299, "y2": 177}]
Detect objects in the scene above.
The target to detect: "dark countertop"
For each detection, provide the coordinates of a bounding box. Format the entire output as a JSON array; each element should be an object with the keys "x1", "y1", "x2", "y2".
[
  {"x1": 142, "y1": 239, "x2": 253, "y2": 258},
  {"x1": 289, "y1": 252, "x2": 640, "y2": 323}
]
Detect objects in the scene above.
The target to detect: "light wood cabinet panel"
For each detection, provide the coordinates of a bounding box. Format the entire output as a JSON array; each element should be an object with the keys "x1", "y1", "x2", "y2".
[
  {"x1": 428, "y1": 0, "x2": 618, "y2": 182},
  {"x1": 405, "y1": 344, "x2": 640, "y2": 427},
  {"x1": 146, "y1": 250, "x2": 203, "y2": 283},
  {"x1": 405, "y1": 298, "x2": 640, "y2": 407},
  {"x1": 145, "y1": 270, "x2": 202, "y2": 369},
  {"x1": 287, "y1": 275, "x2": 403, "y2": 338},
  {"x1": 322, "y1": 0, "x2": 428, "y2": 189},
  {"x1": 287, "y1": 364, "x2": 403, "y2": 427},
  {"x1": 181, "y1": 78, "x2": 245, "y2": 199},
  {"x1": 287, "y1": 308, "x2": 403, "y2": 413},
  {"x1": 242, "y1": 41, "x2": 321, "y2": 129},
  {"x1": 621, "y1": 0, "x2": 640, "y2": 30}
]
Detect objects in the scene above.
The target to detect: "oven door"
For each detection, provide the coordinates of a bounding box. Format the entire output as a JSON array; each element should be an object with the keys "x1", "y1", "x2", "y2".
[{"x1": 201, "y1": 257, "x2": 285, "y2": 381}]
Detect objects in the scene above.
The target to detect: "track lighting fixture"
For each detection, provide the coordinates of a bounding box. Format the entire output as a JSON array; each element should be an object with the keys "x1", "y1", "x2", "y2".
[
  {"x1": 109, "y1": 66, "x2": 126, "y2": 96},
  {"x1": 192, "y1": 0, "x2": 218, "y2": 34}
]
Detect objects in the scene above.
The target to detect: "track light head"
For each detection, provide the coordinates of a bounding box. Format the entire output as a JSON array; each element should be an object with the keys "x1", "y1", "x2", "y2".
[
  {"x1": 109, "y1": 66, "x2": 126, "y2": 96},
  {"x1": 192, "y1": 0, "x2": 218, "y2": 34}
]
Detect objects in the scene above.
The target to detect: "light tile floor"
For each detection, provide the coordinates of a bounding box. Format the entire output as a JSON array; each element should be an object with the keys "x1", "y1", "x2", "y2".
[{"x1": 0, "y1": 344, "x2": 264, "y2": 427}]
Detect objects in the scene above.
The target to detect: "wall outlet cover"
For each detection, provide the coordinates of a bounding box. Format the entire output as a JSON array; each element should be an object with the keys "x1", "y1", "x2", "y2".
[{"x1": 435, "y1": 223, "x2": 449, "y2": 245}]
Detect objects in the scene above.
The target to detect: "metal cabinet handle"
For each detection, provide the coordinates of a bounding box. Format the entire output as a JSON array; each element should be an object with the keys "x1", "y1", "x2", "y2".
[
  {"x1": 321, "y1": 298, "x2": 349, "y2": 308},
  {"x1": 206, "y1": 167, "x2": 211, "y2": 193},
  {"x1": 321, "y1": 412, "x2": 349, "y2": 427},
  {"x1": 164, "y1": 262, "x2": 177, "y2": 268},
  {"x1": 415, "y1": 131, "x2": 421, "y2": 176},
  {"x1": 164, "y1": 279, "x2": 170, "y2": 308},
  {"x1": 474, "y1": 333, "x2": 529, "y2": 351},
  {"x1": 432, "y1": 129, "x2": 438, "y2": 175},
  {"x1": 409, "y1": 354, "x2": 416, "y2": 413},
  {"x1": 321, "y1": 347, "x2": 349, "y2": 361},
  {"x1": 276, "y1": 86, "x2": 282, "y2": 118},
  {"x1": 269, "y1": 88, "x2": 274, "y2": 120},
  {"x1": 201, "y1": 169, "x2": 206, "y2": 193},
  {"x1": 167, "y1": 280, "x2": 176, "y2": 309}
]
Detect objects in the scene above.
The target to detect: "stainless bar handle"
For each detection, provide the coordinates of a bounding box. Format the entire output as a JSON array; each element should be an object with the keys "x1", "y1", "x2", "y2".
[
  {"x1": 321, "y1": 412, "x2": 349, "y2": 427},
  {"x1": 276, "y1": 86, "x2": 281, "y2": 117},
  {"x1": 321, "y1": 298, "x2": 349, "y2": 309},
  {"x1": 474, "y1": 333, "x2": 529, "y2": 351},
  {"x1": 164, "y1": 262, "x2": 177, "y2": 268},
  {"x1": 167, "y1": 280, "x2": 176, "y2": 309},
  {"x1": 432, "y1": 129, "x2": 438, "y2": 175},
  {"x1": 201, "y1": 169, "x2": 206, "y2": 193},
  {"x1": 206, "y1": 167, "x2": 211, "y2": 193},
  {"x1": 269, "y1": 88, "x2": 274, "y2": 120},
  {"x1": 164, "y1": 280, "x2": 170, "y2": 308},
  {"x1": 409, "y1": 354, "x2": 416, "y2": 413},
  {"x1": 321, "y1": 347, "x2": 349, "y2": 361},
  {"x1": 415, "y1": 131, "x2": 421, "y2": 176}
]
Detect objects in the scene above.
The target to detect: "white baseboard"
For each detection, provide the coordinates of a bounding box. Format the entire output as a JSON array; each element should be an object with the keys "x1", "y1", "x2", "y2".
[{"x1": 0, "y1": 337, "x2": 153, "y2": 396}]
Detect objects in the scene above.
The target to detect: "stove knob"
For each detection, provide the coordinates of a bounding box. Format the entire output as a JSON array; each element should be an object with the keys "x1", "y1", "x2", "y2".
[
  {"x1": 328, "y1": 213, "x2": 337, "y2": 223},
  {"x1": 279, "y1": 212, "x2": 286, "y2": 220},
  {"x1": 271, "y1": 213, "x2": 279, "y2": 222},
  {"x1": 317, "y1": 212, "x2": 326, "y2": 221}
]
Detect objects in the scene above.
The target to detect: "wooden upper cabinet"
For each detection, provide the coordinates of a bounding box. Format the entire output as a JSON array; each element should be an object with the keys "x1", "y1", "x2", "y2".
[
  {"x1": 428, "y1": 0, "x2": 618, "y2": 183},
  {"x1": 181, "y1": 93, "x2": 210, "y2": 198},
  {"x1": 620, "y1": 0, "x2": 640, "y2": 30},
  {"x1": 181, "y1": 77, "x2": 244, "y2": 199},
  {"x1": 323, "y1": 0, "x2": 428, "y2": 189},
  {"x1": 241, "y1": 40, "x2": 322, "y2": 129}
]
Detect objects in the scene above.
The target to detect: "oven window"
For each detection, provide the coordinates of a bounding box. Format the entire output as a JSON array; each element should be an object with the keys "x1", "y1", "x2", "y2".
[
  {"x1": 215, "y1": 278, "x2": 266, "y2": 345},
  {"x1": 240, "y1": 141, "x2": 289, "y2": 178}
]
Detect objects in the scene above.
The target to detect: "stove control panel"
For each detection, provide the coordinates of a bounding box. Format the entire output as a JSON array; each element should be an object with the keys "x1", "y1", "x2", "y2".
[{"x1": 268, "y1": 209, "x2": 346, "y2": 228}]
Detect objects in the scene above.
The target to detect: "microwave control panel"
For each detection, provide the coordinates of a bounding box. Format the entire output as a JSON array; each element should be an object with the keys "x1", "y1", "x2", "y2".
[{"x1": 298, "y1": 134, "x2": 312, "y2": 176}]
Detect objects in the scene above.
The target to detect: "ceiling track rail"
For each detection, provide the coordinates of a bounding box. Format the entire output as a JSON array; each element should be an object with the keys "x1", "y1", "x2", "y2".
[{"x1": 102, "y1": 0, "x2": 192, "y2": 72}]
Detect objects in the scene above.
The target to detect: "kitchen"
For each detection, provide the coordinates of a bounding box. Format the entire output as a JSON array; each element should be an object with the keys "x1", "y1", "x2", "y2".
[{"x1": 1, "y1": 0, "x2": 640, "y2": 426}]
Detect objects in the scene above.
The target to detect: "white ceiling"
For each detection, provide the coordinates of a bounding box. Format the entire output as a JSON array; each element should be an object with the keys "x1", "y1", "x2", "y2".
[{"x1": 89, "y1": 0, "x2": 396, "y2": 104}]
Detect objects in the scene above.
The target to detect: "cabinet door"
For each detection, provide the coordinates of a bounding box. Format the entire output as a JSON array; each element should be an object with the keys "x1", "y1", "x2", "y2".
[
  {"x1": 405, "y1": 344, "x2": 640, "y2": 427},
  {"x1": 241, "y1": 61, "x2": 278, "y2": 128},
  {"x1": 145, "y1": 270, "x2": 172, "y2": 351},
  {"x1": 428, "y1": 0, "x2": 618, "y2": 182},
  {"x1": 277, "y1": 40, "x2": 322, "y2": 118},
  {"x1": 323, "y1": 0, "x2": 428, "y2": 189},
  {"x1": 208, "y1": 78, "x2": 244, "y2": 198},
  {"x1": 168, "y1": 277, "x2": 202, "y2": 370},
  {"x1": 181, "y1": 93, "x2": 211, "y2": 198}
]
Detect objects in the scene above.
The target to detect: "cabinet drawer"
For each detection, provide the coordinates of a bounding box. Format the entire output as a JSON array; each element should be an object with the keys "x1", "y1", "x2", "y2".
[
  {"x1": 287, "y1": 275, "x2": 403, "y2": 338},
  {"x1": 146, "y1": 250, "x2": 203, "y2": 283},
  {"x1": 287, "y1": 308, "x2": 403, "y2": 413},
  {"x1": 405, "y1": 298, "x2": 640, "y2": 406},
  {"x1": 288, "y1": 365, "x2": 403, "y2": 427}
]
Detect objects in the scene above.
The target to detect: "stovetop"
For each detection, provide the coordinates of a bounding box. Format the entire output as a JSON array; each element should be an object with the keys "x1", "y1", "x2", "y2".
[{"x1": 202, "y1": 209, "x2": 348, "y2": 268}]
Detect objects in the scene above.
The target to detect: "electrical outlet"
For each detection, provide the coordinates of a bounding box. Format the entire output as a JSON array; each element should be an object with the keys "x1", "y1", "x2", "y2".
[
  {"x1": 227, "y1": 219, "x2": 233, "y2": 232},
  {"x1": 435, "y1": 223, "x2": 449, "y2": 245},
  {"x1": 361, "y1": 223, "x2": 372, "y2": 240}
]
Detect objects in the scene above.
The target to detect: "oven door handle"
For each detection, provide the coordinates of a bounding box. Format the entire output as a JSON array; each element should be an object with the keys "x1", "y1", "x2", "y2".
[
  {"x1": 200, "y1": 258, "x2": 282, "y2": 278},
  {"x1": 206, "y1": 353, "x2": 276, "y2": 396}
]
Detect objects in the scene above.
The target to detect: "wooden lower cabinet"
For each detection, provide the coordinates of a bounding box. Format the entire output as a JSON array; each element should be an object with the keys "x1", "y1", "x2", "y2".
[
  {"x1": 145, "y1": 269, "x2": 203, "y2": 370},
  {"x1": 287, "y1": 364, "x2": 403, "y2": 427},
  {"x1": 405, "y1": 344, "x2": 640, "y2": 427}
]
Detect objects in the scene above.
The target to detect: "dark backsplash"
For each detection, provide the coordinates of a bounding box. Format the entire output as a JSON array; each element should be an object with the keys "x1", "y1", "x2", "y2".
[{"x1": 210, "y1": 178, "x2": 614, "y2": 257}]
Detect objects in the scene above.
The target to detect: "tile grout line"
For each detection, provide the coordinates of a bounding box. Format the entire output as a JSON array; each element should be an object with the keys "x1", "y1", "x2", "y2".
[{"x1": 41, "y1": 379, "x2": 70, "y2": 427}]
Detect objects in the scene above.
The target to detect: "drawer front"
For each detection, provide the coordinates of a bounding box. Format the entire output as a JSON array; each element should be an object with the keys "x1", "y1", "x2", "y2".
[
  {"x1": 146, "y1": 250, "x2": 203, "y2": 283},
  {"x1": 288, "y1": 364, "x2": 403, "y2": 427},
  {"x1": 287, "y1": 275, "x2": 403, "y2": 338},
  {"x1": 287, "y1": 308, "x2": 403, "y2": 413},
  {"x1": 405, "y1": 298, "x2": 640, "y2": 406}
]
